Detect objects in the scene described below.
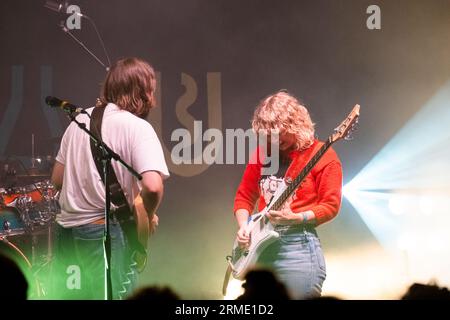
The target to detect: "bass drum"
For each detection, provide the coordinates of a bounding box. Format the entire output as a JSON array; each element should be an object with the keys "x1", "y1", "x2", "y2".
[{"x1": 0, "y1": 236, "x2": 47, "y2": 299}]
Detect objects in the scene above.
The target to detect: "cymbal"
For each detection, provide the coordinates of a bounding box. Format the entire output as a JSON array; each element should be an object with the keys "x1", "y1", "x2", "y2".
[
  {"x1": 16, "y1": 174, "x2": 50, "y2": 178},
  {"x1": 16, "y1": 167, "x2": 50, "y2": 177}
]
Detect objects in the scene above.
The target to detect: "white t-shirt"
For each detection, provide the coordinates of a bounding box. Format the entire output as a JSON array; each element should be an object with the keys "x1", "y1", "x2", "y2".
[{"x1": 55, "y1": 103, "x2": 169, "y2": 227}]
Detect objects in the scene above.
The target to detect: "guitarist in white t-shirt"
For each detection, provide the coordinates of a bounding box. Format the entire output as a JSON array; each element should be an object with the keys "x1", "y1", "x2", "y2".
[{"x1": 50, "y1": 58, "x2": 169, "y2": 299}]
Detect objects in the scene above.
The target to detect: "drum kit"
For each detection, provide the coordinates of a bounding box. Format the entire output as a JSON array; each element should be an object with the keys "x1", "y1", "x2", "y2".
[{"x1": 0, "y1": 153, "x2": 59, "y2": 299}]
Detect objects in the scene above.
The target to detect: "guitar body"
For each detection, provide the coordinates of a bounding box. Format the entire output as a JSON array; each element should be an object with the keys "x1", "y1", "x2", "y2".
[
  {"x1": 231, "y1": 212, "x2": 279, "y2": 280},
  {"x1": 132, "y1": 195, "x2": 150, "y2": 273},
  {"x1": 114, "y1": 194, "x2": 150, "y2": 273},
  {"x1": 115, "y1": 194, "x2": 151, "y2": 299},
  {"x1": 231, "y1": 180, "x2": 289, "y2": 280}
]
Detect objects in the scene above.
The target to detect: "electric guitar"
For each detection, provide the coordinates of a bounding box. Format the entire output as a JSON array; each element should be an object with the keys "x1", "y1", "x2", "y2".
[
  {"x1": 114, "y1": 194, "x2": 152, "y2": 299},
  {"x1": 225, "y1": 105, "x2": 360, "y2": 284},
  {"x1": 112, "y1": 189, "x2": 151, "y2": 273}
]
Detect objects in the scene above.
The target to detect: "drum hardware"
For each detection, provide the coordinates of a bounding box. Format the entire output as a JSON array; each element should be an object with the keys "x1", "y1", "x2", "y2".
[
  {"x1": 0, "y1": 235, "x2": 32, "y2": 268},
  {"x1": 0, "y1": 214, "x2": 56, "y2": 299},
  {"x1": 1, "y1": 180, "x2": 58, "y2": 299},
  {"x1": 1, "y1": 146, "x2": 59, "y2": 299}
]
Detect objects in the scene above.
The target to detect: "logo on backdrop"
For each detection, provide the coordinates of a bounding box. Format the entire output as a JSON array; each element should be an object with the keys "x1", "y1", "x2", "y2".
[
  {"x1": 0, "y1": 69, "x2": 279, "y2": 177},
  {"x1": 366, "y1": 5, "x2": 381, "y2": 30},
  {"x1": 66, "y1": 5, "x2": 82, "y2": 30}
]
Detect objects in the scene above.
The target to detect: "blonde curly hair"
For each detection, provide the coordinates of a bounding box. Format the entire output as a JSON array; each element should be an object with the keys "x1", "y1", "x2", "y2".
[{"x1": 252, "y1": 91, "x2": 315, "y2": 151}]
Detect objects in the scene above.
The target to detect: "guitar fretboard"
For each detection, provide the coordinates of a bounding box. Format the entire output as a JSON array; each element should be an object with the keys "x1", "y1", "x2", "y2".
[{"x1": 268, "y1": 137, "x2": 333, "y2": 211}]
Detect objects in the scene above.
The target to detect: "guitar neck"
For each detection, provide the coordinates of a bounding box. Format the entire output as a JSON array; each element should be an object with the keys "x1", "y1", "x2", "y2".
[{"x1": 269, "y1": 137, "x2": 333, "y2": 211}]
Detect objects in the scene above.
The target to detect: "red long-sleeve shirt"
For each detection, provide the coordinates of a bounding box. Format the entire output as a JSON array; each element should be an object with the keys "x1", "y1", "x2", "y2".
[{"x1": 233, "y1": 140, "x2": 343, "y2": 226}]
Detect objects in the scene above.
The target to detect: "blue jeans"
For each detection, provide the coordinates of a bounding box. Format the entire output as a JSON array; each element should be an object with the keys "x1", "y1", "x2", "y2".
[
  {"x1": 257, "y1": 225, "x2": 327, "y2": 299},
  {"x1": 49, "y1": 216, "x2": 137, "y2": 300}
]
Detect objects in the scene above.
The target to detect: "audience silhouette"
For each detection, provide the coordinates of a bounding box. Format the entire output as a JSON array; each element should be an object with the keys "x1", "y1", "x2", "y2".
[
  {"x1": 401, "y1": 282, "x2": 450, "y2": 300},
  {"x1": 128, "y1": 285, "x2": 180, "y2": 300},
  {"x1": 0, "y1": 253, "x2": 28, "y2": 299},
  {"x1": 236, "y1": 268, "x2": 291, "y2": 300}
]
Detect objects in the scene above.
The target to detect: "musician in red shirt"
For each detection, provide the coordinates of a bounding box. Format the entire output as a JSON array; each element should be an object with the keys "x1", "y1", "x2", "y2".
[{"x1": 233, "y1": 90, "x2": 343, "y2": 299}]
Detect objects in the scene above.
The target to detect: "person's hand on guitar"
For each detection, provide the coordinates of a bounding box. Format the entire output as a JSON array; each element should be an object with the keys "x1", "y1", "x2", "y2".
[
  {"x1": 266, "y1": 209, "x2": 299, "y2": 225},
  {"x1": 236, "y1": 224, "x2": 251, "y2": 249},
  {"x1": 149, "y1": 213, "x2": 159, "y2": 235},
  {"x1": 266, "y1": 196, "x2": 299, "y2": 225}
]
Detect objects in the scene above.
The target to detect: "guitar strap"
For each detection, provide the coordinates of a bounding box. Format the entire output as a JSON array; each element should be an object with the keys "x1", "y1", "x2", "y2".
[
  {"x1": 284, "y1": 142, "x2": 323, "y2": 182},
  {"x1": 89, "y1": 106, "x2": 145, "y2": 298},
  {"x1": 260, "y1": 153, "x2": 293, "y2": 184},
  {"x1": 89, "y1": 106, "x2": 131, "y2": 216}
]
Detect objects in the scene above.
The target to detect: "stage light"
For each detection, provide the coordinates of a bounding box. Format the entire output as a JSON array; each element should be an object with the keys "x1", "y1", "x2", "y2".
[
  {"x1": 388, "y1": 194, "x2": 409, "y2": 216},
  {"x1": 342, "y1": 80, "x2": 450, "y2": 297},
  {"x1": 396, "y1": 233, "x2": 413, "y2": 251},
  {"x1": 322, "y1": 243, "x2": 408, "y2": 299},
  {"x1": 419, "y1": 195, "x2": 435, "y2": 216},
  {"x1": 223, "y1": 278, "x2": 244, "y2": 300}
]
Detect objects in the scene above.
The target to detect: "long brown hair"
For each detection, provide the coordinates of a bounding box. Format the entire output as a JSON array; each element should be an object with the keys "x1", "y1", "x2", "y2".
[{"x1": 99, "y1": 57, "x2": 156, "y2": 118}]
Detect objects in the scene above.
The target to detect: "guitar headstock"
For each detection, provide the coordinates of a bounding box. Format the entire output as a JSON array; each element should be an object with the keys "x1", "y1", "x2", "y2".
[{"x1": 331, "y1": 104, "x2": 360, "y2": 143}]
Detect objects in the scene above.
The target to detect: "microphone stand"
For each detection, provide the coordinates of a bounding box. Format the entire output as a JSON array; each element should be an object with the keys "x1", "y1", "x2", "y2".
[
  {"x1": 57, "y1": 14, "x2": 111, "y2": 72},
  {"x1": 65, "y1": 110, "x2": 142, "y2": 300},
  {"x1": 50, "y1": 8, "x2": 125, "y2": 300}
]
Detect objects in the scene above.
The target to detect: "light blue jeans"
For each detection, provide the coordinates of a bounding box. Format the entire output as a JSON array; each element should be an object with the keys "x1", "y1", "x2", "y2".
[
  {"x1": 50, "y1": 216, "x2": 137, "y2": 300},
  {"x1": 256, "y1": 225, "x2": 327, "y2": 299}
]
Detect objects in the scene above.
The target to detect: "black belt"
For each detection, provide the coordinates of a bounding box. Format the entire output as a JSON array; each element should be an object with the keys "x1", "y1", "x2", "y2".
[{"x1": 275, "y1": 224, "x2": 316, "y2": 235}]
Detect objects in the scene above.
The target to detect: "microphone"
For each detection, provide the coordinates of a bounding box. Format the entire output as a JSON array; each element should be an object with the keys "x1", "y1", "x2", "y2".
[
  {"x1": 44, "y1": 0, "x2": 69, "y2": 13},
  {"x1": 45, "y1": 96, "x2": 86, "y2": 114},
  {"x1": 44, "y1": 1, "x2": 84, "y2": 17}
]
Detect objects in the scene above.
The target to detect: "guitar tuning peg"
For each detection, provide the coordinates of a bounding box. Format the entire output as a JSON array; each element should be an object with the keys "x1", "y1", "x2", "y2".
[
  {"x1": 344, "y1": 132, "x2": 354, "y2": 141},
  {"x1": 333, "y1": 126, "x2": 339, "y2": 133}
]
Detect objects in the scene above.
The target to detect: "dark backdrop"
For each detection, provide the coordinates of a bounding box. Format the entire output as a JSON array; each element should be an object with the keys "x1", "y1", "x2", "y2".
[{"x1": 1, "y1": 0, "x2": 449, "y2": 298}]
